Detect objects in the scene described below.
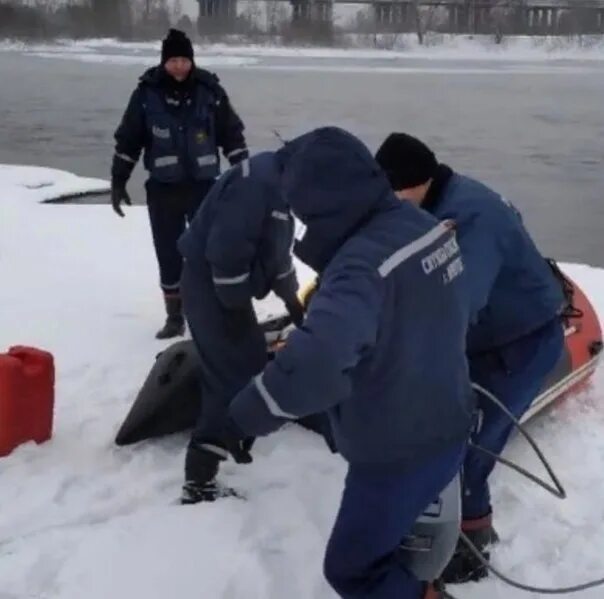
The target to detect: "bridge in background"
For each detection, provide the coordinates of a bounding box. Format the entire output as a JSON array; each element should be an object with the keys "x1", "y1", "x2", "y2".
[{"x1": 196, "y1": 0, "x2": 604, "y2": 36}]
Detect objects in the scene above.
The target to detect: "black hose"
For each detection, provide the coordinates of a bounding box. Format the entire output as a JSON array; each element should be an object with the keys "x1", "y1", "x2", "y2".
[
  {"x1": 459, "y1": 531, "x2": 604, "y2": 594},
  {"x1": 471, "y1": 383, "x2": 566, "y2": 499},
  {"x1": 460, "y1": 383, "x2": 604, "y2": 593},
  {"x1": 469, "y1": 443, "x2": 564, "y2": 499}
]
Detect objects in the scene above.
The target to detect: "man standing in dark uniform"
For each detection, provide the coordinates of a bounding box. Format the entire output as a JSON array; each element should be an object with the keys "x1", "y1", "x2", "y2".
[{"x1": 111, "y1": 29, "x2": 249, "y2": 339}]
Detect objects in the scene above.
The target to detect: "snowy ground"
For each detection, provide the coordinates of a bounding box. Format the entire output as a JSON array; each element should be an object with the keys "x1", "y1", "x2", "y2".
[{"x1": 1, "y1": 165, "x2": 604, "y2": 598}]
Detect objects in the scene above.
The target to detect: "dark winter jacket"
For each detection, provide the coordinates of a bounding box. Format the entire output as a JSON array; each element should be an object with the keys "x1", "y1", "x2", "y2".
[
  {"x1": 178, "y1": 151, "x2": 298, "y2": 310},
  {"x1": 424, "y1": 166, "x2": 564, "y2": 356},
  {"x1": 230, "y1": 128, "x2": 474, "y2": 468},
  {"x1": 112, "y1": 66, "x2": 247, "y2": 185}
]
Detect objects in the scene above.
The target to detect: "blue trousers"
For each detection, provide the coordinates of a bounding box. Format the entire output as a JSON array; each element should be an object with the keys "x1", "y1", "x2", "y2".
[
  {"x1": 146, "y1": 179, "x2": 213, "y2": 293},
  {"x1": 180, "y1": 261, "x2": 267, "y2": 445},
  {"x1": 462, "y1": 319, "x2": 564, "y2": 519},
  {"x1": 324, "y1": 445, "x2": 465, "y2": 599}
]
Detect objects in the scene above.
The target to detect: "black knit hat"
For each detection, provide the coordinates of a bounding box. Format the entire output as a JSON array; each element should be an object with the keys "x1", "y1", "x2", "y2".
[
  {"x1": 375, "y1": 133, "x2": 438, "y2": 190},
  {"x1": 161, "y1": 29, "x2": 194, "y2": 64}
]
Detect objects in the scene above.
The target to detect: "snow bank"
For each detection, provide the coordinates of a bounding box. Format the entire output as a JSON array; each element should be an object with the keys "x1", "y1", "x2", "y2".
[
  {"x1": 28, "y1": 51, "x2": 260, "y2": 68},
  {"x1": 0, "y1": 164, "x2": 108, "y2": 205},
  {"x1": 1, "y1": 164, "x2": 604, "y2": 598},
  {"x1": 2, "y1": 34, "x2": 604, "y2": 68},
  {"x1": 344, "y1": 33, "x2": 604, "y2": 62},
  {"x1": 201, "y1": 35, "x2": 604, "y2": 62}
]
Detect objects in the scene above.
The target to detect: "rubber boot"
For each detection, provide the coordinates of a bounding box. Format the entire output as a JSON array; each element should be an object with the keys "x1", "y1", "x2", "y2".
[
  {"x1": 180, "y1": 441, "x2": 238, "y2": 504},
  {"x1": 156, "y1": 293, "x2": 185, "y2": 340},
  {"x1": 441, "y1": 513, "x2": 499, "y2": 584}
]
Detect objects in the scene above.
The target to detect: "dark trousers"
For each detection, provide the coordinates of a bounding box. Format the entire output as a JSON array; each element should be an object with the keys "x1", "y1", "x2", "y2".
[
  {"x1": 462, "y1": 319, "x2": 564, "y2": 519},
  {"x1": 146, "y1": 179, "x2": 213, "y2": 294},
  {"x1": 324, "y1": 445, "x2": 465, "y2": 599},
  {"x1": 180, "y1": 262, "x2": 267, "y2": 444}
]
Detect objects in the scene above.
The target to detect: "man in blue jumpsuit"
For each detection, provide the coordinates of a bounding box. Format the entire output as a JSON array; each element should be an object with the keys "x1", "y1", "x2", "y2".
[
  {"x1": 111, "y1": 29, "x2": 248, "y2": 339},
  {"x1": 213, "y1": 127, "x2": 475, "y2": 599},
  {"x1": 375, "y1": 132, "x2": 565, "y2": 583},
  {"x1": 177, "y1": 151, "x2": 304, "y2": 504}
]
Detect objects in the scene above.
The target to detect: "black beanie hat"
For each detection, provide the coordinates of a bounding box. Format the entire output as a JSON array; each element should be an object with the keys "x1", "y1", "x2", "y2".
[
  {"x1": 161, "y1": 29, "x2": 194, "y2": 64},
  {"x1": 375, "y1": 133, "x2": 438, "y2": 190}
]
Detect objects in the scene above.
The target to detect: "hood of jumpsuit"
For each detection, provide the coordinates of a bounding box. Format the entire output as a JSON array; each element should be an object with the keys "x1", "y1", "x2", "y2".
[{"x1": 275, "y1": 127, "x2": 396, "y2": 273}]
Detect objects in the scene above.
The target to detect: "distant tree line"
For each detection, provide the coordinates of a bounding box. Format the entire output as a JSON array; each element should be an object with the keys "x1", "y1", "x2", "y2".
[{"x1": 0, "y1": 0, "x2": 194, "y2": 40}]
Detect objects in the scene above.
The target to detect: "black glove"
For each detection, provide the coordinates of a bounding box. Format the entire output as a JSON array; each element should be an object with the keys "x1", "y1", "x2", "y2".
[
  {"x1": 226, "y1": 437, "x2": 256, "y2": 464},
  {"x1": 187, "y1": 417, "x2": 253, "y2": 478},
  {"x1": 212, "y1": 418, "x2": 254, "y2": 465},
  {"x1": 285, "y1": 298, "x2": 305, "y2": 328},
  {"x1": 222, "y1": 305, "x2": 254, "y2": 341},
  {"x1": 111, "y1": 180, "x2": 131, "y2": 217}
]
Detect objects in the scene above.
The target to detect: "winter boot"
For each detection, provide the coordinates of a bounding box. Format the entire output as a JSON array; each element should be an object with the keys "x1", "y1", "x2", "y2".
[
  {"x1": 181, "y1": 480, "x2": 240, "y2": 504},
  {"x1": 441, "y1": 513, "x2": 499, "y2": 584},
  {"x1": 156, "y1": 293, "x2": 185, "y2": 340},
  {"x1": 180, "y1": 441, "x2": 238, "y2": 505}
]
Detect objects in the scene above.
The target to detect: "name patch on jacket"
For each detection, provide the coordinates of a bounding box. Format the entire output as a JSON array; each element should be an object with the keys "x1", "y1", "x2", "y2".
[
  {"x1": 422, "y1": 236, "x2": 464, "y2": 284},
  {"x1": 442, "y1": 256, "x2": 464, "y2": 284}
]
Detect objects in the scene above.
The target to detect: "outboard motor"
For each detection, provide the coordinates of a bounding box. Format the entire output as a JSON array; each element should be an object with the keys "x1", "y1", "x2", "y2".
[{"x1": 398, "y1": 474, "x2": 462, "y2": 582}]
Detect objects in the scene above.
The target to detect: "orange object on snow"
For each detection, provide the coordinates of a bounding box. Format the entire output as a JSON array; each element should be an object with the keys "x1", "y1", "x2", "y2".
[
  {"x1": 523, "y1": 276, "x2": 603, "y2": 421},
  {"x1": 0, "y1": 346, "x2": 55, "y2": 458}
]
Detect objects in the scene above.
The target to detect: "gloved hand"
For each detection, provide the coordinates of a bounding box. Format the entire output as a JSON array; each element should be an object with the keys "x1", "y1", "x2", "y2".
[
  {"x1": 222, "y1": 305, "x2": 254, "y2": 341},
  {"x1": 111, "y1": 180, "x2": 131, "y2": 217},
  {"x1": 212, "y1": 418, "x2": 253, "y2": 465},
  {"x1": 187, "y1": 419, "x2": 253, "y2": 476},
  {"x1": 285, "y1": 297, "x2": 305, "y2": 328}
]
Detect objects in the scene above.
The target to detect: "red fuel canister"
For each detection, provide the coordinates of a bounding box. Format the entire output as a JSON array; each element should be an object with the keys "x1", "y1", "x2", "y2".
[{"x1": 0, "y1": 346, "x2": 55, "y2": 457}]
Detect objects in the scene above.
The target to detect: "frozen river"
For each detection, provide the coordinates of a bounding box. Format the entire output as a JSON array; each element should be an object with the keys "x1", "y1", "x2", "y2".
[{"x1": 1, "y1": 43, "x2": 603, "y2": 265}]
